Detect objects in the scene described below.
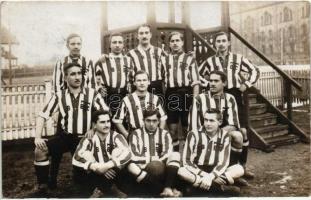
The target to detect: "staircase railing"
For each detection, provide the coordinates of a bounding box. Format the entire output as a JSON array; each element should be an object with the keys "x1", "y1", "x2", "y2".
[{"x1": 228, "y1": 27, "x2": 302, "y2": 121}]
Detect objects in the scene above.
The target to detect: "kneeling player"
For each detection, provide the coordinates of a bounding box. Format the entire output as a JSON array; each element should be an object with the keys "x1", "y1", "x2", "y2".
[
  {"x1": 72, "y1": 110, "x2": 131, "y2": 197},
  {"x1": 127, "y1": 108, "x2": 182, "y2": 197},
  {"x1": 179, "y1": 109, "x2": 244, "y2": 196}
]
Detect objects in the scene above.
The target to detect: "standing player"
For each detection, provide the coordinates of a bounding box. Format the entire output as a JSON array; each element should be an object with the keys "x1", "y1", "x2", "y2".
[
  {"x1": 162, "y1": 32, "x2": 200, "y2": 151},
  {"x1": 113, "y1": 70, "x2": 167, "y2": 139},
  {"x1": 179, "y1": 109, "x2": 244, "y2": 196},
  {"x1": 33, "y1": 63, "x2": 108, "y2": 196},
  {"x1": 72, "y1": 110, "x2": 131, "y2": 197},
  {"x1": 127, "y1": 108, "x2": 181, "y2": 197},
  {"x1": 199, "y1": 32, "x2": 259, "y2": 178},
  {"x1": 95, "y1": 33, "x2": 134, "y2": 115},
  {"x1": 189, "y1": 71, "x2": 249, "y2": 185},
  {"x1": 128, "y1": 24, "x2": 166, "y2": 95},
  {"x1": 53, "y1": 33, "x2": 95, "y2": 92}
]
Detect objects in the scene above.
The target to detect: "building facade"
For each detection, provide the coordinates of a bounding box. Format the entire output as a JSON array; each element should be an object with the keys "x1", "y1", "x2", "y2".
[{"x1": 230, "y1": 1, "x2": 310, "y2": 65}]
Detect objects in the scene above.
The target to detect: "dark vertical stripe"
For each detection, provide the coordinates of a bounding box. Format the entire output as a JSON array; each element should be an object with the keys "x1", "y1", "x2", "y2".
[
  {"x1": 93, "y1": 143, "x2": 99, "y2": 162},
  {"x1": 61, "y1": 90, "x2": 68, "y2": 131},
  {"x1": 134, "y1": 49, "x2": 146, "y2": 71},
  {"x1": 82, "y1": 89, "x2": 89, "y2": 134},
  {"x1": 71, "y1": 93, "x2": 79, "y2": 134},
  {"x1": 185, "y1": 132, "x2": 196, "y2": 167},
  {"x1": 49, "y1": 97, "x2": 58, "y2": 117},
  {"x1": 146, "y1": 49, "x2": 153, "y2": 80},
  {"x1": 229, "y1": 96, "x2": 239, "y2": 127},
  {"x1": 204, "y1": 138, "x2": 213, "y2": 166},
  {"x1": 100, "y1": 139, "x2": 109, "y2": 162},
  {"x1": 213, "y1": 130, "x2": 223, "y2": 165},
  {"x1": 123, "y1": 56, "x2": 129, "y2": 83},
  {"x1": 82, "y1": 57, "x2": 87, "y2": 88},
  {"x1": 173, "y1": 55, "x2": 179, "y2": 87},
  {"x1": 212, "y1": 56, "x2": 218, "y2": 71},
  {"x1": 115, "y1": 57, "x2": 122, "y2": 88},
  {"x1": 165, "y1": 55, "x2": 171, "y2": 88},
  {"x1": 232, "y1": 54, "x2": 237, "y2": 88},
  {"x1": 106, "y1": 57, "x2": 113, "y2": 87},
  {"x1": 148, "y1": 133, "x2": 156, "y2": 157},
  {"x1": 128, "y1": 94, "x2": 140, "y2": 129},
  {"x1": 194, "y1": 131, "x2": 202, "y2": 164},
  {"x1": 181, "y1": 54, "x2": 188, "y2": 86},
  {"x1": 154, "y1": 48, "x2": 159, "y2": 80}
]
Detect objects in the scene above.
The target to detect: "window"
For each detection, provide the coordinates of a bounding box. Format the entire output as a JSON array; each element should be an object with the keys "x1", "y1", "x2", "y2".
[{"x1": 283, "y1": 7, "x2": 292, "y2": 22}]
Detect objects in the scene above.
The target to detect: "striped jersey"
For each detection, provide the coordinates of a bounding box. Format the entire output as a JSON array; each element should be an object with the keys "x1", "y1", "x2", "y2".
[
  {"x1": 162, "y1": 52, "x2": 201, "y2": 88},
  {"x1": 95, "y1": 53, "x2": 134, "y2": 89},
  {"x1": 72, "y1": 131, "x2": 131, "y2": 170},
  {"x1": 188, "y1": 91, "x2": 240, "y2": 131},
  {"x1": 53, "y1": 55, "x2": 96, "y2": 92},
  {"x1": 113, "y1": 92, "x2": 167, "y2": 131},
  {"x1": 39, "y1": 88, "x2": 109, "y2": 135},
  {"x1": 127, "y1": 45, "x2": 165, "y2": 82},
  {"x1": 182, "y1": 128, "x2": 231, "y2": 178},
  {"x1": 199, "y1": 52, "x2": 260, "y2": 89},
  {"x1": 129, "y1": 127, "x2": 172, "y2": 168}
]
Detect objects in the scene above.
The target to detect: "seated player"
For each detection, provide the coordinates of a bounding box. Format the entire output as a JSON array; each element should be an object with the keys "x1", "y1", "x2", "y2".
[
  {"x1": 127, "y1": 108, "x2": 182, "y2": 197},
  {"x1": 72, "y1": 110, "x2": 131, "y2": 197},
  {"x1": 179, "y1": 109, "x2": 244, "y2": 196}
]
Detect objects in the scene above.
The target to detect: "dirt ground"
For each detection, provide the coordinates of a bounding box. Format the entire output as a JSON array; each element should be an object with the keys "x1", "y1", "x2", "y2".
[{"x1": 2, "y1": 107, "x2": 310, "y2": 198}]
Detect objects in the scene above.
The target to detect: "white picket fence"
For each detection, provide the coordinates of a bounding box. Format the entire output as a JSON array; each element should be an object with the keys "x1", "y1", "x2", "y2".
[
  {"x1": 1, "y1": 81, "x2": 55, "y2": 141},
  {"x1": 1, "y1": 67, "x2": 310, "y2": 141}
]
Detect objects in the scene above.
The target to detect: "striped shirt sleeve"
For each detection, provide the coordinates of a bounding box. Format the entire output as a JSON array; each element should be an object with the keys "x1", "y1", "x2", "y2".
[
  {"x1": 129, "y1": 130, "x2": 148, "y2": 164},
  {"x1": 93, "y1": 91, "x2": 109, "y2": 111},
  {"x1": 156, "y1": 97, "x2": 167, "y2": 121},
  {"x1": 211, "y1": 133, "x2": 231, "y2": 178},
  {"x1": 227, "y1": 94, "x2": 240, "y2": 128},
  {"x1": 72, "y1": 137, "x2": 95, "y2": 170},
  {"x1": 241, "y1": 57, "x2": 260, "y2": 88},
  {"x1": 113, "y1": 98, "x2": 128, "y2": 123},
  {"x1": 113, "y1": 134, "x2": 132, "y2": 167},
  {"x1": 188, "y1": 96, "x2": 200, "y2": 132},
  {"x1": 39, "y1": 94, "x2": 59, "y2": 120},
  {"x1": 159, "y1": 130, "x2": 173, "y2": 161},
  {"x1": 53, "y1": 59, "x2": 63, "y2": 93},
  {"x1": 190, "y1": 58, "x2": 201, "y2": 87},
  {"x1": 86, "y1": 60, "x2": 96, "y2": 89}
]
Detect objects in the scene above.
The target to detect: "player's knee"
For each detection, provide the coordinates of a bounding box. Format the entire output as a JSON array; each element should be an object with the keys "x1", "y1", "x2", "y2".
[
  {"x1": 34, "y1": 147, "x2": 48, "y2": 161},
  {"x1": 230, "y1": 131, "x2": 243, "y2": 148},
  {"x1": 167, "y1": 152, "x2": 181, "y2": 167},
  {"x1": 177, "y1": 166, "x2": 188, "y2": 178}
]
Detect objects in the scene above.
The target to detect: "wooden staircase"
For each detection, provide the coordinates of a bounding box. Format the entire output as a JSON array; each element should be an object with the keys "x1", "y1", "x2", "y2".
[{"x1": 245, "y1": 88, "x2": 308, "y2": 152}]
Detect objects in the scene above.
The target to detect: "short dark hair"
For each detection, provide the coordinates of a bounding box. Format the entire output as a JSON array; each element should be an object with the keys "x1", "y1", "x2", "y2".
[
  {"x1": 213, "y1": 31, "x2": 229, "y2": 46},
  {"x1": 109, "y1": 32, "x2": 124, "y2": 44},
  {"x1": 143, "y1": 108, "x2": 161, "y2": 119},
  {"x1": 134, "y1": 70, "x2": 150, "y2": 82},
  {"x1": 66, "y1": 33, "x2": 82, "y2": 45},
  {"x1": 209, "y1": 70, "x2": 227, "y2": 83},
  {"x1": 137, "y1": 24, "x2": 151, "y2": 33},
  {"x1": 92, "y1": 110, "x2": 111, "y2": 123},
  {"x1": 204, "y1": 108, "x2": 223, "y2": 121},
  {"x1": 63, "y1": 62, "x2": 82, "y2": 75},
  {"x1": 168, "y1": 31, "x2": 184, "y2": 42}
]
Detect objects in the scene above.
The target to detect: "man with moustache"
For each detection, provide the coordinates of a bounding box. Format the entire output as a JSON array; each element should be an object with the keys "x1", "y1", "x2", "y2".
[
  {"x1": 95, "y1": 33, "x2": 133, "y2": 115},
  {"x1": 128, "y1": 24, "x2": 166, "y2": 96},
  {"x1": 53, "y1": 33, "x2": 95, "y2": 92},
  {"x1": 162, "y1": 32, "x2": 200, "y2": 151},
  {"x1": 72, "y1": 110, "x2": 131, "y2": 197},
  {"x1": 113, "y1": 70, "x2": 167, "y2": 139},
  {"x1": 199, "y1": 32, "x2": 259, "y2": 178},
  {"x1": 33, "y1": 63, "x2": 108, "y2": 196}
]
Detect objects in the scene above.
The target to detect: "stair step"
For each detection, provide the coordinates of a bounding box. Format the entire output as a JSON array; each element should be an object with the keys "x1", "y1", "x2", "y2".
[
  {"x1": 249, "y1": 103, "x2": 267, "y2": 115},
  {"x1": 248, "y1": 94, "x2": 257, "y2": 104},
  {"x1": 266, "y1": 134, "x2": 300, "y2": 147},
  {"x1": 255, "y1": 124, "x2": 289, "y2": 139},
  {"x1": 250, "y1": 113, "x2": 278, "y2": 128}
]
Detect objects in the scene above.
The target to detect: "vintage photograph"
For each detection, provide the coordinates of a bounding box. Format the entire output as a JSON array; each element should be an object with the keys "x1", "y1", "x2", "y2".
[{"x1": 1, "y1": 1, "x2": 310, "y2": 198}]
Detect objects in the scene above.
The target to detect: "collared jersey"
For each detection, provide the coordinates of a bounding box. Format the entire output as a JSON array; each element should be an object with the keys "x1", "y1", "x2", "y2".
[
  {"x1": 39, "y1": 88, "x2": 109, "y2": 135},
  {"x1": 189, "y1": 91, "x2": 240, "y2": 131},
  {"x1": 199, "y1": 52, "x2": 260, "y2": 89},
  {"x1": 113, "y1": 92, "x2": 167, "y2": 131},
  {"x1": 162, "y1": 52, "x2": 200, "y2": 88},
  {"x1": 72, "y1": 131, "x2": 131, "y2": 170},
  {"x1": 53, "y1": 55, "x2": 95, "y2": 92},
  {"x1": 128, "y1": 45, "x2": 165, "y2": 82},
  {"x1": 95, "y1": 53, "x2": 134, "y2": 89},
  {"x1": 129, "y1": 127, "x2": 172, "y2": 168},
  {"x1": 182, "y1": 128, "x2": 231, "y2": 178}
]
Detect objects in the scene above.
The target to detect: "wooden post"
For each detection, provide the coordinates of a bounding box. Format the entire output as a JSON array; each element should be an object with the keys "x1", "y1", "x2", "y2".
[
  {"x1": 169, "y1": 1, "x2": 175, "y2": 23},
  {"x1": 8, "y1": 42, "x2": 12, "y2": 85},
  {"x1": 221, "y1": 1, "x2": 230, "y2": 32},
  {"x1": 284, "y1": 80, "x2": 293, "y2": 120},
  {"x1": 101, "y1": 1, "x2": 108, "y2": 54},
  {"x1": 146, "y1": 1, "x2": 158, "y2": 46},
  {"x1": 181, "y1": 1, "x2": 193, "y2": 52}
]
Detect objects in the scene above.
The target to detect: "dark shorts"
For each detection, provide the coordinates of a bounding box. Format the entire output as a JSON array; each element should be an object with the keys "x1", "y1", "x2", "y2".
[
  {"x1": 148, "y1": 80, "x2": 164, "y2": 97},
  {"x1": 165, "y1": 87, "x2": 193, "y2": 126},
  {"x1": 225, "y1": 88, "x2": 244, "y2": 127},
  {"x1": 46, "y1": 131, "x2": 82, "y2": 157},
  {"x1": 106, "y1": 87, "x2": 127, "y2": 115}
]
